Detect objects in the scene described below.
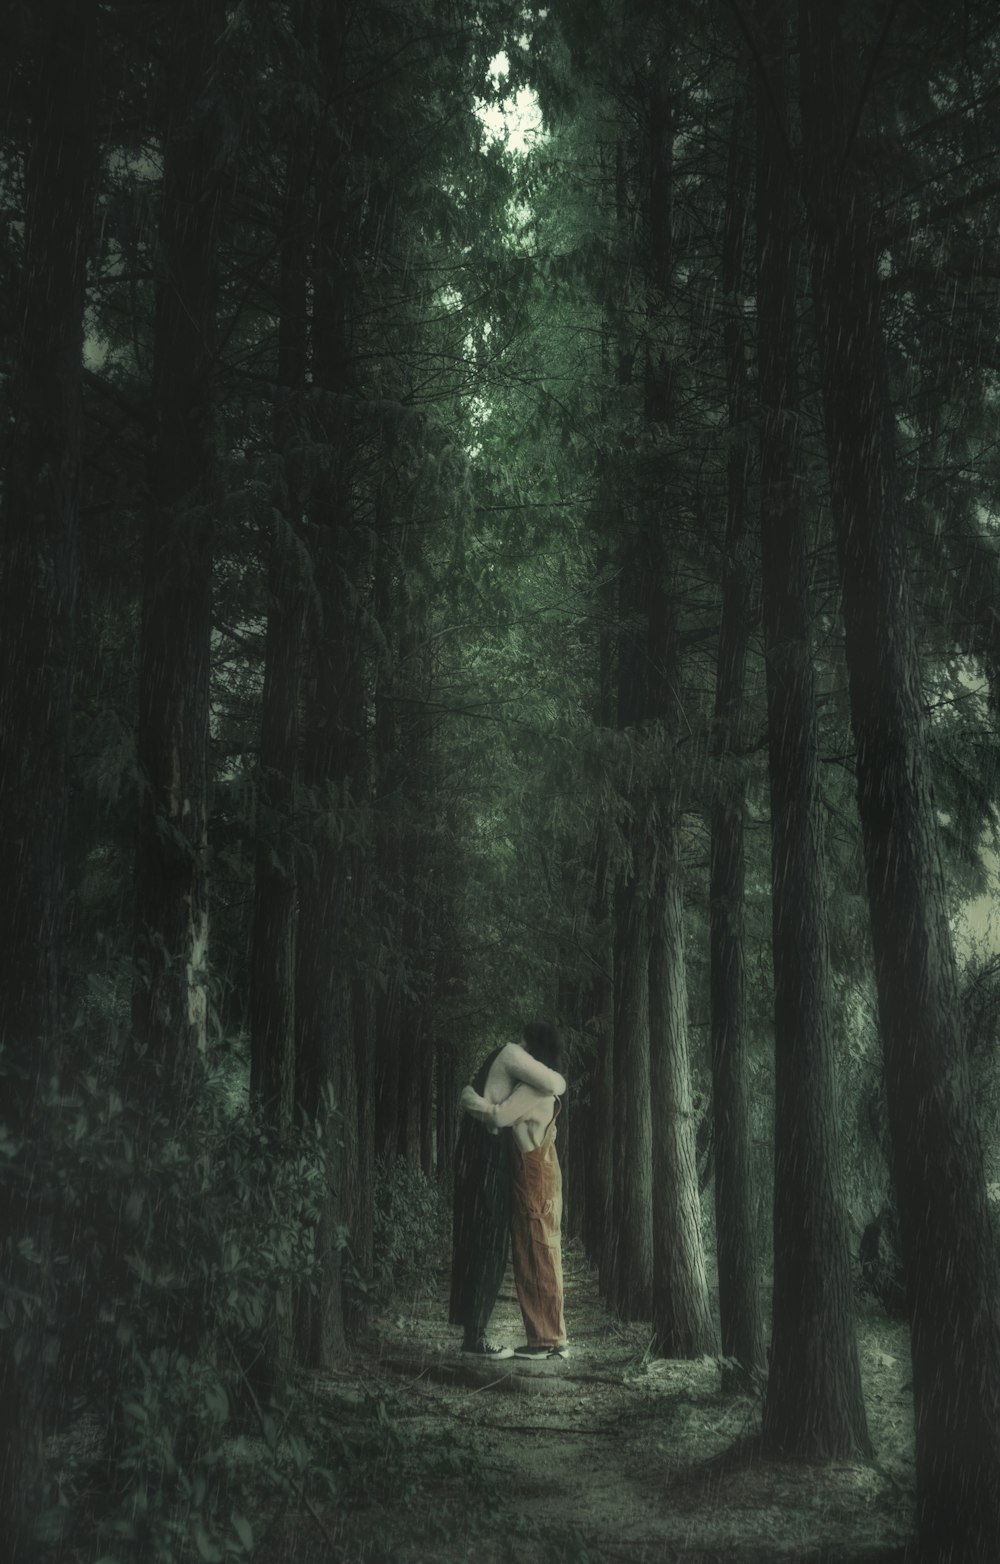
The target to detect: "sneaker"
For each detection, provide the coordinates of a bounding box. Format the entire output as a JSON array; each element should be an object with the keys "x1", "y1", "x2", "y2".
[
  {"x1": 514, "y1": 1343, "x2": 570, "y2": 1360},
  {"x1": 461, "y1": 1337, "x2": 514, "y2": 1359}
]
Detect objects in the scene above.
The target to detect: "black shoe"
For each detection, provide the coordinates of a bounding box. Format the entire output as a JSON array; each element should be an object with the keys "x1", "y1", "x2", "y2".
[
  {"x1": 514, "y1": 1343, "x2": 570, "y2": 1360},
  {"x1": 461, "y1": 1337, "x2": 514, "y2": 1359}
]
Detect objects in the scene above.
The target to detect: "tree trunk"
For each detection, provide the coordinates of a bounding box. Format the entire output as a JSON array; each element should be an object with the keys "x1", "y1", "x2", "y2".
[
  {"x1": 0, "y1": 4, "x2": 97, "y2": 1551},
  {"x1": 435, "y1": 1041, "x2": 456, "y2": 1179},
  {"x1": 799, "y1": 2, "x2": 1000, "y2": 1551},
  {"x1": 350, "y1": 965, "x2": 376, "y2": 1324},
  {"x1": 649, "y1": 846, "x2": 716, "y2": 1357},
  {"x1": 589, "y1": 583, "x2": 617, "y2": 1292},
  {"x1": 710, "y1": 84, "x2": 766, "y2": 1389},
  {"x1": 375, "y1": 986, "x2": 401, "y2": 1160},
  {"x1": 419, "y1": 1019, "x2": 435, "y2": 1178},
  {"x1": 246, "y1": 113, "x2": 312, "y2": 1400},
  {"x1": 637, "y1": 62, "x2": 715, "y2": 1361},
  {"x1": 250, "y1": 135, "x2": 310, "y2": 1133},
  {"x1": 610, "y1": 849, "x2": 654, "y2": 1319},
  {"x1": 755, "y1": 0, "x2": 871, "y2": 1459},
  {"x1": 293, "y1": 0, "x2": 359, "y2": 1367},
  {"x1": 646, "y1": 565, "x2": 714, "y2": 1358},
  {"x1": 589, "y1": 988, "x2": 615, "y2": 1294},
  {"x1": 130, "y1": 0, "x2": 227, "y2": 1098}
]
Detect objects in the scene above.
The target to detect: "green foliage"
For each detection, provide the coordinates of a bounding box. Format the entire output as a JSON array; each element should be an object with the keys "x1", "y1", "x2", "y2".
[
  {"x1": 372, "y1": 1156, "x2": 450, "y2": 1299},
  {"x1": 0, "y1": 1052, "x2": 346, "y2": 1563}
]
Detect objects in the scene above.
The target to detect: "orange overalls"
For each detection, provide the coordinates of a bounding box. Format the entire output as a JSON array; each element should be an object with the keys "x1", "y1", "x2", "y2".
[{"x1": 509, "y1": 1099, "x2": 567, "y2": 1349}]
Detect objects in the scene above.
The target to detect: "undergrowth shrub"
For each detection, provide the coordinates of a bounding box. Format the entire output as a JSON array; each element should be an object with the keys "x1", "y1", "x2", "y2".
[
  {"x1": 372, "y1": 1155, "x2": 449, "y2": 1300},
  {"x1": 1, "y1": 1049, "x2": 354, "y2": 1563}
]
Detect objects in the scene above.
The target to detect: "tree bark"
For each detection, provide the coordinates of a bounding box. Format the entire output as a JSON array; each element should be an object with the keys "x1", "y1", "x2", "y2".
[
  {"x1": 710, "y1": 84, "x2": 766, "y2": 1389},
  {"x1": 0, "y1": 3, "x2": 97, "y2": 1551},
  {"x1": 250, "y1": 132, "x2": 310, "y2": 1134},
  {"x1": 589, "y1": 582, "x2": 617, "y2": 1293},
  {"x1": 129, "y1": 0, "x2": 227, "y2": 1098},
  {"x1": 610, "y1": 773, "x2": 654, "y2": 1319},
  {"x1": 755, "y1": 0, "x2": 871, "y2": 1459},
  {"x1": 636, "y1": 61, "x2": 716, "y2": 1361},
  {"x1": 350, "y1": 963, "x2": 376, "y2": 1324},
  {"x1": 799, "y1": 1, "x2": 1000, "y2": 1550},
  {"x1": 293, "y1": 0, "x2": 360, "y2": 1367},
  {"x1": 649, "y1": 842, "x2": 717, "y2": 1356},
  {"x1": 646, "y1": 560, "x2": 715, "y2": 1357}
]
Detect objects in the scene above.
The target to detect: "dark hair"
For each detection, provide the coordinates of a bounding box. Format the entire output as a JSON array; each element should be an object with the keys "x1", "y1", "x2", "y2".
[{"x1": 521, "y1": 1021, "x2": 564, "y2": 1076}]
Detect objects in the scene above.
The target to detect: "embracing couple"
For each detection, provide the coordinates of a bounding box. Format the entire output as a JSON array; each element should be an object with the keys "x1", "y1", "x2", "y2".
[{"x1": 449, "y1": 1021, "x2": 570, "y2": 1362}]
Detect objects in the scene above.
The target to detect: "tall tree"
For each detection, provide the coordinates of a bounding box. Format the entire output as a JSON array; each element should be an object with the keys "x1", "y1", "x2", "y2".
[
  {"x1": 293, "y1": 0, "x2": 363, "y2": 1366},
  {"x1": 0, "y1": 4, "x2": 98, "y2": 1550},
  {"x1": 709, "y1": 81, "x2": 765, "y2": 1388},
  {"x1": 247, "y1": 10, "x2": 315, "y2": 1385},
  {"x1": 250, "y1": 47, "x2": 313, "y2": 1134},
  {"x1": 799, "y1": 0, "x2": 1000, "y2": 1550},
  {"x1": 754, "y1": 0, "x2": 871, "y2": 1458},
  {"x1": 642, "y1": 62, "x2": 715, "y2": 1360},
  {"x1": 610, "y1": 545, "x2": 655, "y2": 1318},
  {"x1": 129, "y1": 0, "x2": 228, "y2": 1099}
]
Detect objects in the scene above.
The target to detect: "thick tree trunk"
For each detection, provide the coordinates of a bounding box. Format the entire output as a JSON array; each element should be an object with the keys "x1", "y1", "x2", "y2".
[
  {"x1": 710, "y1": 85, "x2": 766, "y2": 1389},
  {"x1": 0, "y1": 4, "x2": 97, "y2": 1551},
  {"x1": 644, "y1": 554, "x2": 714, "y2": 1362},
  {"x1": 755, "y1": 0, "x2": 870, "y2": 1459},
  {"x1": 645, "y1": 562, "x2": 714, "y2": 1360},
  {"x1": 610, "y1": 852, "x2": 654, "y2": 1319},
  {"x1": 130, "y1": 0, "x2": 227, "y2": 1097},
  {"x1": 638, "y1": 64, "x2": 715, "y2": 1361},
  {"x1": 649, "y1": 846, "x2": 716, "y2": 1357},
  {"x1": 800, "y1": 2, "x2": 1000, "y2": 1551}
]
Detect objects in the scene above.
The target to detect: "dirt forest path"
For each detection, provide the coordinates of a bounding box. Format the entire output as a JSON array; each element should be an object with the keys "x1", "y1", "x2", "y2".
[{"x1": 269, "y1": 1242, "x2": 917, "y2": 1564}]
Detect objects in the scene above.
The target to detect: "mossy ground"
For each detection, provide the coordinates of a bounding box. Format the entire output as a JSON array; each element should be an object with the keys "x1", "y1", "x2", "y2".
[{"x1": 258, "y1": 1241, "x2": 916, "y2": 1563}]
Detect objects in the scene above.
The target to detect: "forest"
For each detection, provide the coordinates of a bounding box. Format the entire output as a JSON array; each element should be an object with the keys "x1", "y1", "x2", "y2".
[{"x1": 2, "y1": 0, "x2": 1000, "y2": 1560}]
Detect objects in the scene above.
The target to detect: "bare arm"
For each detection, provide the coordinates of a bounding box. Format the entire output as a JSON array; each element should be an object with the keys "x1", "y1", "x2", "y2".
[{"x1": 459, "y1": 1081, "x2": 549, "y2": 1129}]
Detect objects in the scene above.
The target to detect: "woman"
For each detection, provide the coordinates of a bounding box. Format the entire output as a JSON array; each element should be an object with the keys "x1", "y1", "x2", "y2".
[{"x1": 458, "y1": 1022, "x2": 569, "y2": 1361}]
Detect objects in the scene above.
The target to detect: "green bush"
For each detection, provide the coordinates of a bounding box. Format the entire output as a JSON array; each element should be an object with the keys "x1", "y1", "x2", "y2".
[
  {"x1": 0, "y1": 1051, "x2": 341, "y2": 1563},
  {"x1": 371, "y1": 1155, "x2": 450, "y2": 1299}
]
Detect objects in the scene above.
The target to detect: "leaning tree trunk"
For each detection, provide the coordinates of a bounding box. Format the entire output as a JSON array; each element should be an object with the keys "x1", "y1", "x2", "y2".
[
  {"x1": 130, "y1": 0, "x2": 227, "y2": 1100},
  {"x1": 755, "y1": 0, "x2": 871, "y2": 1460},
  {"x1": 710, "y1": 83, "x2": 766, "y2": 1390},
  {"x1": 0, "y1": 3, "x2": 97, "y2": 1552},
  {"x1": 799, "y1": 2, "x2": 1000, "y2": 1552}
]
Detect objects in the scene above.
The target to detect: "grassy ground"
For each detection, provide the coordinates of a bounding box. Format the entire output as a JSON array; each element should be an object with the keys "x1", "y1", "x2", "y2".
[{"x1": 257, "y1": 1241, "x2": 916, "y2": 1564}]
